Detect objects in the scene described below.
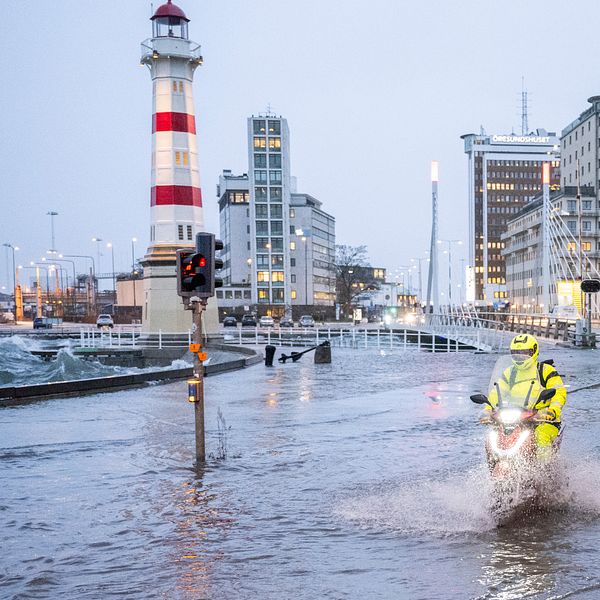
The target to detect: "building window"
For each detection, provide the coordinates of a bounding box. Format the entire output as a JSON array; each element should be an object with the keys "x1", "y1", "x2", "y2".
[
  {"x1": 290, "y1": 225, "x2": 296, "y2": 234},
  {"x1": 253, "y1": 120, "x2": 266, "y2": 134},
  {"x1": 256, "y1": 237, "x2": 269, "y2": 250},
  {"x1": 243, "y1": 290, "x2": 251, "y2": 299},
  {"x1": 187, "y1": 225, "x2": 192, "y2": 240},
  {"x1": 256, "y1": 221, "x2": 269, "y2": 235},
  {"x1": 255, "y1": 187, "x2": 267, "y2": 201},
  {"x1": 269, "y1": 171, "x2": 282, "y2": 184},
  {"x1": 583, "y1": 220, "x2": 591, "y2": 231},
  {"x1": 291, "y1": 290, "x2": 297, "y2": 300},
  {"x1": 567, "y1": 220, "x2": 576, "y2": 233},
  {"x1": 234, "y1": 290, "x2": 242, "y2": 299},
  {"x1": 255, "y1": 204, "x2": 268, "y2": 218},
  {"x1": 272, "y1": 289, "x2": 285, "y2": 303},
  {"x1": 216, "y1": 290, "x2": 223, "y2": 298},
  {"x1": 567, "y1": 200, "x2": 576, "y2": 212},
  {"x1": 270, "y1": 187, "x2": 282, "y2": 202},
  {"x1": 258, "y1": 289, "x2": 268, "y2": 303},
  {"x1": 225, "y1": 290, "x2": 233, "y2": 299},
  {"x1": 178, "y1": 225, "x2": 184, "y2": 240},
  {"x1": 253, "y1": 137, "x2": 266, "y2": 150},
  {"x1": 271, "y1": 238, "x2": 283, "y2": 251},
  {"x1": 272, "y1": 254, "x2": 283, "y2": 267},
  {"x1": 290, "y1": 208, "x2": 295, "y2": 218},
  {"x1": 271, "y1": 221, "x2": 283, "y2": 235},
  {"x1": 269, "y1": 154, "x2": 282, "y2": 168},
  {"x1": 257, "y1": 254, "x2": 269, "y2": 267},
  {"x1": 583, "y1": 200, "x2": 592, "y2": 210},
  {"x1": 268, "y1": 120, "x2": 281, "y2": 135},
  {"x1": 272, "y1": 271, "x2": 284, "y2": 283},
  {"x1": 257, "y1": 271, "x2": 270, "y2": 282},
  {"x1": 583, "y1": 242, "x2": 592, "y2": 252},
  {"x1": 291, "y1": 274, "x2": 296, "y2": 283},
  {"x1": 254, "y1": 153, "x2": 267, "y2": 167},
  {"x1": 290, "y1": 241, "x2": 296, "y2": 250},
  {"x1": 270, "y1": 204, "x2": 282, "y2": 218},
  {"x1": 268, "y1": 137, "x2": 281, "y2": 151},
  {"x1": 291, "y1": 258, "x2": 296, "y2": 267},
  {"x1": 255, "y1": 170, "x2": 267, "y2": 183}
]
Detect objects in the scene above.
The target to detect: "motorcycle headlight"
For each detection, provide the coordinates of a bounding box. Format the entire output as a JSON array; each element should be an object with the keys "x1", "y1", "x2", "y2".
[{"x1": 498, "y1": 408, "x2": 522, "y2": 425}]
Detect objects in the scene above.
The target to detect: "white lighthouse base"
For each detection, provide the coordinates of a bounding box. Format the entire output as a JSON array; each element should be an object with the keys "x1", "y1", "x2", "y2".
[{"x1": 140, "y1": 244, "x2": 219, "y2": 335}]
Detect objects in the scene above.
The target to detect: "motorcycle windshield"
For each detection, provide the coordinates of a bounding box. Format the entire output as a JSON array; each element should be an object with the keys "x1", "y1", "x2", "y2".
[{"x1": 487, "y1": 355, "x2": 541, "y2": 409}]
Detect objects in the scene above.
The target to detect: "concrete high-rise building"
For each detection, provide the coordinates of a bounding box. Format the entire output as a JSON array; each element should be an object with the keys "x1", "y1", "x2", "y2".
[
  {"x1": 139, "y1": 1, "x2": 217, "y2": 332},
  {"x1": 247, "y1": 115, "x2": 292, "y2": 315},
  {"x1": 216, "y1": 116, "x2": 336, "y2": 317},
  {"x1": 461, "y1": 131, "x2": 560, "y2": 304}
]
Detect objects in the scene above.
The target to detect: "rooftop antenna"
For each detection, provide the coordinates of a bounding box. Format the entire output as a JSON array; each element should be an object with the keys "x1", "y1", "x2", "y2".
[
  {"x1": 266, "y1": 103, "x2": 275, "y2": 117},
  {"x1": 521, "y1": 76, "x2": 529, "y2": 135}
]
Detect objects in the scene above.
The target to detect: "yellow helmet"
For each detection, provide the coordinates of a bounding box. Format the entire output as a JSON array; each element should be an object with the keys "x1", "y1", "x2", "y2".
[{"x1": 510, "y1": 334, "x2": 539, "y2": 369}]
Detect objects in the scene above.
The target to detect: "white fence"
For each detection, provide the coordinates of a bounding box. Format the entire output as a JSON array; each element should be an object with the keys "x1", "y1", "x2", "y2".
[{"x1": 78, "y1": 325, "x2": 481, "y2": 353}]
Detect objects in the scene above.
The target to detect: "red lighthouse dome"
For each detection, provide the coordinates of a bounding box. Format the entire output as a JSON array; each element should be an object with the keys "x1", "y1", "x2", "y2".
[{"x1": 151, "y1": 1, "x2": 190, "y2": 38}]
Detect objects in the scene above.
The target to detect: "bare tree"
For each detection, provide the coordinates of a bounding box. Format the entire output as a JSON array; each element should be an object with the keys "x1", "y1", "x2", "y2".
[{"x1": 335, "y1": 245, "x2": 375, "y2": 317}]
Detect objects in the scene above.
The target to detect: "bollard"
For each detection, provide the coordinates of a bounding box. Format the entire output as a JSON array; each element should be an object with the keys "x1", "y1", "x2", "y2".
[
  {"x1": 314, "y1": 341, "x2": 331, "y2": 364},
  {"x1": 265, "y1": 344, "x2": 276, "y2": 367}
]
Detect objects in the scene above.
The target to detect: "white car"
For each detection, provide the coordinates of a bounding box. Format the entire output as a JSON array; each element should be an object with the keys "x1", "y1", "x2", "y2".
[
  {"x1": 96, "y1": 314, "x2": 115, "y2": 328},
  {"x1": 259, "y1": 316, "x2": 275, "y2": 328},
  {"x1": 549, "y1": 305, "x2": 580, "y2": 321}
]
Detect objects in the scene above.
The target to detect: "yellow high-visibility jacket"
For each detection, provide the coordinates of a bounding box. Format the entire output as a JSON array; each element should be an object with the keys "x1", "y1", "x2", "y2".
[{"x1": 486, "y1": 360, "x2": 567, "y2": 420}]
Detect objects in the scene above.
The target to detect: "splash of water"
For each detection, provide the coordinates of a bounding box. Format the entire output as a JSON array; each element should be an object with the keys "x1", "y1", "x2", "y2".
[{"x1": 337, "y1": 456, "x2": 600, "y2": 535}]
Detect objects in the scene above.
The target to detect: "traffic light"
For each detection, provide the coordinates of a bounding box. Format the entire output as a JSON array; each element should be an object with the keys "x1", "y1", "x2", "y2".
[{"x1": 176, "y1": 233, "x2": 224, "y2": 299}]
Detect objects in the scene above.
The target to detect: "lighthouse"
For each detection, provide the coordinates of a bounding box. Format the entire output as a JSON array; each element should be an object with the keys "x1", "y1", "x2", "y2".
[{"x1": 140, "y1": 1, "x2": 217, "y2": 333}]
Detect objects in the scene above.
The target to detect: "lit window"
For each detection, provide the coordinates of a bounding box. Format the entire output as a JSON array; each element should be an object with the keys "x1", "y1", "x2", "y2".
[
  {"x1": 290, "y1": 208, "x2": 295, "y2": 218},
  {"x1": 290, "y1": 241, "x2": 296, "y2": 250},
  {"x1": 172, "y1": 81, "x2": 177, "y2": 93},
  {"x1": 253, "y1": 137, "x2": 266, "y2": 150},
  {"x1": 291, "y1": 290, "x2": 297, "y2": 299},
  {"x1": 268, "y1": 120, "x2": 281, "y2": 135},
  {"x1": 257, "y1": 271, "x2": 270, "y2": 282},
  {"x1": 272, "y1": 271, "x2": 284, "y2": 282},
  {"x1": 268, "y1": 137, "x2": 281, "y2": 151},
  {"x1": 183, "y1": 152, "x2": 189, "y2": 166},
  {"x1": 253, "y1": 120, "x2": 266, "y2": 134},
  {"x1": 175, "y1": 151, "x2": 181, "y2": 166},
  {"x1": 583, "y1": 242, "x2": 592, "y2": 252},
  {"x1": 179, "y1": 81, "x2": 184, "y2": 93}
]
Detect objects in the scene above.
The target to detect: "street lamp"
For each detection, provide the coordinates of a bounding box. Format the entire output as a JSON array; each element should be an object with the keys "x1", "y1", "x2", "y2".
[
  {"x1": 106, "y1": 242, "x2": 116, "y2": 304},
  {"x1": 131, "y1": 238, "x2": 138, "y2": 311},
  {"x1": 63, "y1": 254, "x2": 97, "y2": 318},
  {"x1": 2, "y1": 243, "x2": 19, "y2": 317},
  {"x1": 92, "y1": 237, "x2": 103, "y2": 277},
  {"x1": 47, "y1": 211, "x2": 59, "y2": 254},
  {"x1": 437, "y1": 239, "x2": 463, "y2": 307},
  {"x1": 295, "y1": 228, "x2": 310, "y2": 307}
]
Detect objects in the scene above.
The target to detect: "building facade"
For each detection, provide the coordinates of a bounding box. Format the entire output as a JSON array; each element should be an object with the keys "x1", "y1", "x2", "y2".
[
  {"x1": 216, "y1": 116, "x2": 336, "y2": 318},
  {"x1": 461, "y1": 130, "x2": 560, "y2": 304}
]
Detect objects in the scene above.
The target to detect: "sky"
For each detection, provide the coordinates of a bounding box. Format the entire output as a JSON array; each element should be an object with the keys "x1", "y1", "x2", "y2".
[{"x1": 2, "y1": 0, "x2": 600, "y2": 291}]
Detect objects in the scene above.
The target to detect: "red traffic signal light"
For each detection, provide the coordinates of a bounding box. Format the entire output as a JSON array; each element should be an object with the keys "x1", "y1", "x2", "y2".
[{"x1": 176, "y1": 233, "x2": 224, "y2": 299}]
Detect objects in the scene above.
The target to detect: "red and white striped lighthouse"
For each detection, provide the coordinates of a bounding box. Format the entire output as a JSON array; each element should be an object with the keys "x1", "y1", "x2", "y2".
[{"x1": 140, "y1": 1, "x2": 210, "y2": 332}]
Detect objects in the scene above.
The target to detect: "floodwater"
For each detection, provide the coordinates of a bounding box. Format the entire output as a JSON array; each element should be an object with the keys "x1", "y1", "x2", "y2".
[{"x1": 2, "y1": 346, "x2": 600, "y2": 599}]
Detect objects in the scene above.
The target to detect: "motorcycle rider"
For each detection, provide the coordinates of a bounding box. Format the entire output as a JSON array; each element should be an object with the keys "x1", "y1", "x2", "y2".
[{"x1": 480, "y1": 333, "x2": 567, "y2": 461}]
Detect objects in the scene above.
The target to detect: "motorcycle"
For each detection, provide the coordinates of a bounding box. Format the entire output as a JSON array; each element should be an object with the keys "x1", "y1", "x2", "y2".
[{"x1": 471, "y1": 356, "x2": 564, "y2": 522}]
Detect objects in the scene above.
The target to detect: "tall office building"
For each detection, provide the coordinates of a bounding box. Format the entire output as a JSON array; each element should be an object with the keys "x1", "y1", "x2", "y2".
[
  {"x1": 217, "y1": 115, "x2": 336, "y2": 317},
  {"x1": 247, "y1": 115, "x2": 292, "y2": 315},
  {"x1": 461, "y1": 130, "x2": 560, "y2": 303}
]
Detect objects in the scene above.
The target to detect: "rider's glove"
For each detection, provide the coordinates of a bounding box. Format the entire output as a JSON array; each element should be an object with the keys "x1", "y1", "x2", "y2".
[
  {"x1": 479, "y1": 410, "x2": 492, "y2": 425},
  {"x1": 537, "y1": 407, "x2": 557, "y2": 422}
]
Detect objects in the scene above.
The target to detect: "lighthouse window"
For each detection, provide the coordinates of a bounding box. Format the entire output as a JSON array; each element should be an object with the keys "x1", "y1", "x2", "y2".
[
  {"x1": 183, "y1": 152, "x2": 189, "y2": 166},
  {"x1": 178, "y1": 225, "x2": 184, "y2": 240},
  {"x1": 175, "y1": 152, "x2": 181, "y2": 166},
  {"x1": 187, "y1": 225, "x2": 192, "y2": 240},
  {"x1": 179, "y1": 81, "x2": 184, "y2": 93}
]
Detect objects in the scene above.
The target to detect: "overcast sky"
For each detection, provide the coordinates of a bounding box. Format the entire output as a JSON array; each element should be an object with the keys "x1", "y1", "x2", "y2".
[{"x1": 2, "y1": 0, "x2": 600, "y2": 290}]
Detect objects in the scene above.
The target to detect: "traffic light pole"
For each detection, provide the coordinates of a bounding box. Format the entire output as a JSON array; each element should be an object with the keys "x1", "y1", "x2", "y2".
[{"x1": 191, "y1": 299, "x2": 207, "y2": 463}]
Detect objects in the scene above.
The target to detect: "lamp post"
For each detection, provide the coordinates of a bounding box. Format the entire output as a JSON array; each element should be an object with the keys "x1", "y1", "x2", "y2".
[
  {"x1": 107, "y1": 243, "x2": 116, "y2": 309},
  {"x1": 92, "y1": 237, "x2": 103, "y2": 280},
  {"x1": 131, "y1": 237, "x2": 137, "y2": 310},
  {"x1": 31, "y1": 262, "x2": 52, "y2": 316},
  {"x1": 295, "y1": 228, "x2": 310, "y2": 307},
  {"x1": 2, "y1": 243, "x2": 18, "y2": 317},
  {"x1": 437, "y1": 239, "x2": 463, "y2": 307},
  {"x1": 47, "y1": 211, "x2": 59, "y2": 254}
]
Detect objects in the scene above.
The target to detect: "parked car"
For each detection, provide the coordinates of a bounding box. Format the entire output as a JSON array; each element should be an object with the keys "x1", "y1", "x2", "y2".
[
  {"x1": 299, "y1": 315, "x2": 315, "y2": 327},
  {"x1": 33, "y1": 317, "x2": 52, "y2": 329},
  {"x1": 279, "y1": 316, "x2": 294, "y2": 328},
  {"x1": 96, "y1": 314, "x2": 115, "y2": 328},
  {"x1": 259, "y1": 316, "x2": 275, "y2": 328},
  {"x1": 549, "y1": 305, "x2": 580, "y2": 321},
  {"x1": 241, "y1": 313, "x2": 257, "y2": 327},
  {"x1": 222, "y1": 315, "x2": 238, "y2": 327}
]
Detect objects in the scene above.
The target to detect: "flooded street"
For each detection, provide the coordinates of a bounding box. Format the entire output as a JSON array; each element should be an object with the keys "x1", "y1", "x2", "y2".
[{"x1": 2, "y1": 347, "x2": 600, "y2": 599}]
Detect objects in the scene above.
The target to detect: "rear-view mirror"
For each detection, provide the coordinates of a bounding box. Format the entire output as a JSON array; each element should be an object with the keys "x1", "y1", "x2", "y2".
[{"x1": 470, "y1": 394, "x2": 489, "y2": 405}]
